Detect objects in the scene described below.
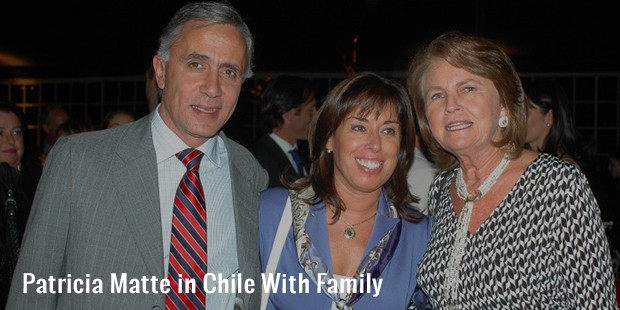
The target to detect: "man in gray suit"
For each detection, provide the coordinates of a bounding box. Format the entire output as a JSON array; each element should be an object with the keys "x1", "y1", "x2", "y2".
[{"x1": 7, "y1": 2, "x2": 267, "y2": 309}]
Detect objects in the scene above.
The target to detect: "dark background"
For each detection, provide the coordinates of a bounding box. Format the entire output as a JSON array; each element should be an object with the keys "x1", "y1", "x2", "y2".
[{"x1": 1, "y1": 0, "x2": 619, "y2": 78}]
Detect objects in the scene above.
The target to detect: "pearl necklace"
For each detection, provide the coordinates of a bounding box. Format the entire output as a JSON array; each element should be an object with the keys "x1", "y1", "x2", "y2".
[
  {"x1": 443, "y1": 153, "x2": 511, "y2": 307},
  {"x1": 342, "y1": 212, "x2": 377, "y2": 240}
]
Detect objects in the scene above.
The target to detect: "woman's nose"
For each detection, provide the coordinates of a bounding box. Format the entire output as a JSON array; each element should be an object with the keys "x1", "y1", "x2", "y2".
[
  {"x1": 445, "y1": 94, "x2": 462, "y2": 113},
  {"x1": 366, "y1": 131, "x2": 381, "y2": 152}
]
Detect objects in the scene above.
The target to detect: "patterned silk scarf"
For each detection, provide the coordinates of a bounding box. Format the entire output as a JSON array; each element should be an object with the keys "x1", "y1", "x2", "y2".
[{"x1": 289, "y1": 187, "x2": 402, "y2": 309}]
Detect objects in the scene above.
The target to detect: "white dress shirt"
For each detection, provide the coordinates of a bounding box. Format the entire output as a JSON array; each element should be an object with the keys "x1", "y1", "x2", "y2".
[
  {"x1": 152, "y1": 108, "x2": 238, "y2": 309},
  {"x1": 269, "y1": 132, "x2": 305, "y2": 175}
]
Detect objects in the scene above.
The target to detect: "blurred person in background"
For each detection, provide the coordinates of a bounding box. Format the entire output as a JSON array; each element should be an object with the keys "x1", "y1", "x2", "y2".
[
  {"x1": 100, "y1": 109, "x2": 136, "y2": 129},
  {"x1": 56, "y1": 120, "x2": 92, "y2": 138},
  {"x1": 524, "y1": 79, "x2": 615, "y2": 252},
  {"x1": 0, "y1": 100, "x2": 37, "y2": 309},
  {"x1": 249, "y1": 75, "x2": 316, "y2": 188},
  {"x1": 39, "y1": 104, "x2": 69, "y2": 155},
  {"x1": 523, "y1": 79, "x2": 586, "y2": 167},
  {"x1": 605, "y1": 148, "x2": 620, "y2": 270},
  {"x1": 37, "y1": 104, "x2": 69, "y2": 166}
]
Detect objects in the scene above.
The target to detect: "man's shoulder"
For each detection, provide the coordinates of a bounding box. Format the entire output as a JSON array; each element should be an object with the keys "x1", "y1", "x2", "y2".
[
  {"x1": 53, "y1": 117, "x2": 151, "y2": 158},
  {"x1": 222, "y1": 134, "x2": 269, "y2": 190},
  {"x1": 223, "y1": 134, "x2": 267, "y2": 170},
  {"x1": 224, "y1": 134, "x2": 257, "y2": 160},
  {"x1": 57, "y1": 128, "x2": 123, "y2": 153}
]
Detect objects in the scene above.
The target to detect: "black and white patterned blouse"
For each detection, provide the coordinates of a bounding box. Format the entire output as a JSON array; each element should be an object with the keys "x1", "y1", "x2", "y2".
[{"x1": 417, "y1": 153, "x2": 617, "y2": 309}]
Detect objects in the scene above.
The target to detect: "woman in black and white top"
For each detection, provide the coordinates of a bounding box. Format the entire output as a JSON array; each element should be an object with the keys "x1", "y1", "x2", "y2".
[{"x1": 407, "y1": 31, "x2": 616, "y2": 309}]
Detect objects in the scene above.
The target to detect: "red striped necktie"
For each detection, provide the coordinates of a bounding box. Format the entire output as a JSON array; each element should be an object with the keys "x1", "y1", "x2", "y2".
[{"x1": 166, "y1": 148, "x2": 207, "y2": 309}]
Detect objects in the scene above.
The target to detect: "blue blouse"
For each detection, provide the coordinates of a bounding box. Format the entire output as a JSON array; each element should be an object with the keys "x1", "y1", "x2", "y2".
[{"x1": 258, "y1": 187, "x2": 432, "y2": 309}]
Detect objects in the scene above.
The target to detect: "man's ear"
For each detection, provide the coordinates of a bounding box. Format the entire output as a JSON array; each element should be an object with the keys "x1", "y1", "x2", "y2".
[
  {"x1": 154, "y1": 54, "x2": 166, "y2": 90},
  {"x1": 281, "y1": 109, "x2": 295, "y2": 124}
]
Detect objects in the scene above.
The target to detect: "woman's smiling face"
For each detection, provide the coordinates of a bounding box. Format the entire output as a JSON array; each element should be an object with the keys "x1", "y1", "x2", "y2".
[{"x1": 327, "y1": 107, "x2": 401, "y2": 196}]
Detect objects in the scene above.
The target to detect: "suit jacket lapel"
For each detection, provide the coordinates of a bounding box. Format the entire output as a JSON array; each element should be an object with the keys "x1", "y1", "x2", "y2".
[
  {"x1": 265, "y1": 137, "x2": 296, "y2": 176},
  {"x1": 264, "y1": 136, "x2": 307, "y2": 178},
  {"x1": 221, "y1": 133, "x2": 260, "y2": 304},
  {"x1": 113, "y1": 115, "x2": 164, "y2": 277}
]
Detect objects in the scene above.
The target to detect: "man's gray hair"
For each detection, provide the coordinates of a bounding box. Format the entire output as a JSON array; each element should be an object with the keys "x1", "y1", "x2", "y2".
[{"x1": 157, "y1": 1, "x2": 254, "y2": 78}]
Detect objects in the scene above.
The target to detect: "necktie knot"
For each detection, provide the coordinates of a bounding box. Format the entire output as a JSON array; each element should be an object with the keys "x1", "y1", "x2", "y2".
[{"x1": 176, "y1": 148, "x2": 204, "y2": 172}]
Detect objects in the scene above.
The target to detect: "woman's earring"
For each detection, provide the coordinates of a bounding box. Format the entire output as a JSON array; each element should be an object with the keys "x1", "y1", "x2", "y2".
[
  {"x1": 498, "y1": 115, "x2": 508, "y2": 128},
  {"x1": 546, "y1": 123, "x2": 552, "y2": 128},
  {"x1": 326, "y1": 149, "x2": 332, "y2": 154}
]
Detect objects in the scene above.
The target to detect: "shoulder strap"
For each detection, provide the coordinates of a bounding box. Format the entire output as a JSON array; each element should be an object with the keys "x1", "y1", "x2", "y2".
[
  {"x1": 0, "y1": 162, "x2": 19, "y2": 282},
  {"x1": 260, "y1": 195, "x2": 292, "y2": 310},
  {"x1": 2, "y1": 163, "x2": 16, "y2": 213}
]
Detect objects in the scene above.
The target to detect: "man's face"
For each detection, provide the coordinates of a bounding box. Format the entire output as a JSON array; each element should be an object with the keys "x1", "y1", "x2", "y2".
[
  {"x1": 0, "y1": 111, "x2": 24, "y2": 169},
  {"x1": 289, "y1": 94, "x2": 317, "y2": 141},
  {"x1": 155, "y1": 21, "x2": 247, "y2": 148},
  {"x1": 44, "y1": 109, "x2": 69, "y2": 145}
]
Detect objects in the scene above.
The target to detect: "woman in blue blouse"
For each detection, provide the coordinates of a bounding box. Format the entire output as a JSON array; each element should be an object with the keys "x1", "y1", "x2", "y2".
[{"x1": 258, "y1": 72, "x2": 432, "y2": 309}]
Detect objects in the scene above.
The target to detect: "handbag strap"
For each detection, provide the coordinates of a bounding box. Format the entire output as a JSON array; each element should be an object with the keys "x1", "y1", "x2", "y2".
[
  {"x1": 0, "y1": 162, "x2": 20, "y2": 281},
  {"x1": 260, "y1": 195, "x2": 292, "y2": 310}
]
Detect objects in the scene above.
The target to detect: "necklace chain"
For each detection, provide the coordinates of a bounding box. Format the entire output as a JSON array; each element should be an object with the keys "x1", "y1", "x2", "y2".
[
  {"x1": 342, "y1": 211, "x2": 377, "y2": 240},
  {"x1": 443, "y1": 153, "x2": 511, "y2": 307}
]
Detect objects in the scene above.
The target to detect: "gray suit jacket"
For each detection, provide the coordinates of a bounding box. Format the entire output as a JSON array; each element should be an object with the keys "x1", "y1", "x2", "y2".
[{"x1": 6, "y1": 114, "x2": 268, "y2": 309}]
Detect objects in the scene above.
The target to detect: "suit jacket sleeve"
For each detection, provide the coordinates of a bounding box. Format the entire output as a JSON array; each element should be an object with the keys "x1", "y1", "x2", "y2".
[{"x1": 7, "y1": 137, "x2": 73, "y2": 309}]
